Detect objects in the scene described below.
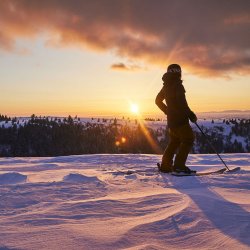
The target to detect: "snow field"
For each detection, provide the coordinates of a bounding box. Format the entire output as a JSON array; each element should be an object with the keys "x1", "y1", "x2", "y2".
[{"x1": 0, "y1": 153, "x2": 250, "y2": 250}]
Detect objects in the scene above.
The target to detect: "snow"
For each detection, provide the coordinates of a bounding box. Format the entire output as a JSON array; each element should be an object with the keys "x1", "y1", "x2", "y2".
[
  {"x1": 231, "y1": 134, "x2": 247, "y2": 145},
  {"x1": 0, "y1": 172, "x2": 27, "y2": 185},
  {"x1": 63, "y1": 173, "x2": 104, "y2": 185},
  {"x1": 0, "y1": 153, "x2": 250, "y2": 250}
]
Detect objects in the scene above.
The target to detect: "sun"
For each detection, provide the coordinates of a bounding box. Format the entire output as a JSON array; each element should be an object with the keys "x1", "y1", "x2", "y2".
[{"x1": 130, "y1": 103, "x2": 139, "y2": 114}]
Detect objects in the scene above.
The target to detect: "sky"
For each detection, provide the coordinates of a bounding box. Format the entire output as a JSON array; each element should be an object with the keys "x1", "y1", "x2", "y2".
[{"x1": 0, "y1": 0, "x2": 250, "y2": 117}]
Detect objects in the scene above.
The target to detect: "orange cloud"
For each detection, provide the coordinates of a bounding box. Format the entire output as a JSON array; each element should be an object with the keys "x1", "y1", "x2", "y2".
[
  {"x1": 0, "y1": 0, "x2": 250, "y2": 76},
  {"x1": 111, "y1": 63, "x2": 130, "y2": 71},
  {"x1": 110, "y1": 62, "x2": 143, "y2": 71}
]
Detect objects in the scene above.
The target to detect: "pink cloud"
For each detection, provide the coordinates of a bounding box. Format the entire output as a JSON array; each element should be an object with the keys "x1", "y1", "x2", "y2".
[
  {"x1": 0, "y1": 0, "x2": 250, "y2": 76},
  {"x1": 110, "y1": 62, "x2": 143, "y2": 71}
]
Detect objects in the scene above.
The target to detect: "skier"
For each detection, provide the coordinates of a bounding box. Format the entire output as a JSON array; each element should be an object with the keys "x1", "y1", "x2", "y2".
[{"x1": 155, "y1": 64, "x2": 197, "y2": 174}]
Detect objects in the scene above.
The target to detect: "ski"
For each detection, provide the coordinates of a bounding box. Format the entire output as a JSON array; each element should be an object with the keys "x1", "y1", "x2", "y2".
[
  {"x1": 170, "y1": 166, "x2": 241, "y2": 176},
  {"x1": 225, "y1": 167, "x2": 241, "y2": 173},
  {"x1": 156, "y1": 162, "x2": 233, "y2": 176},
  {"x1": 107, "y1": 166, "x2": 240, "y2": 177},
  {"x1": 170, "y1": 167, "x2": 227, "y2": 176},
  {"x1": 110, "y1": 169, "x2": 158, "y2": 176}
]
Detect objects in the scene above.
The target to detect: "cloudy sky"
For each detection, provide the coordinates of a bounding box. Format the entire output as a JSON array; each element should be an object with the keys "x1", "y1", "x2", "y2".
[{"x1": 1, "y1": 0, "x2": 250, "y2": 116}]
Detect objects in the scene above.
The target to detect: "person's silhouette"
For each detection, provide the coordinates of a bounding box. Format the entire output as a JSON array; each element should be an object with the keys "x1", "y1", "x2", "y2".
[{"x1": 155, "y1": 64, "x2": 197, "y2": 173}]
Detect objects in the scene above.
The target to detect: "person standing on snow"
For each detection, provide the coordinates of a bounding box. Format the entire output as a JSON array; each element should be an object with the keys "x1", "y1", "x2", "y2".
[{"x1": 155, "y1": 64, "x2": 197, "y2": 174}]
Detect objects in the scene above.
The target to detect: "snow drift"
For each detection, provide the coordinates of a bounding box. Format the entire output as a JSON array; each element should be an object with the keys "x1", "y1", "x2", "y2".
[
  {"x1": 0, "y1": 154, "x2": 249, "y2": 250},
  {"x1": 0, "y1": 172, "x2": 27, "y2": 185},
  {"x1": 63, "y1": 173, "x2": 104, "y2": 186}
]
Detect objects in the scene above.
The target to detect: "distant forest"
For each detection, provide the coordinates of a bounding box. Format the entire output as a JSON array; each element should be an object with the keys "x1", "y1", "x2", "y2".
[{"x1": 0, "y1": 114, "x2": 249, "y2": 157}]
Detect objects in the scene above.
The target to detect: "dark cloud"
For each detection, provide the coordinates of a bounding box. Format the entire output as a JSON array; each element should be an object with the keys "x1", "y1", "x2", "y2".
[
  {"x1": 110, "y1": 62, "x2": 142, "y2": 71},
  {"x1": 0, "y1": 0, "x2": 250, "y2": 76},
  {"x1": 111, "y1": 63, "x2": 129, "y2": 71}
]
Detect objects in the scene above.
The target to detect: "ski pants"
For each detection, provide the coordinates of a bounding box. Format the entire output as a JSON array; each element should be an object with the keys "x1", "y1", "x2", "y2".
[{"x1": 162, "y1": 123, "x2": 195, "y2": 170}]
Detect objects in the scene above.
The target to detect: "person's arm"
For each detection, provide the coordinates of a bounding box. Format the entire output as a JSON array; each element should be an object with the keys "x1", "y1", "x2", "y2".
[
  {"x1": 155, "y1": 87, "x2": 168, "y2": 115},
  {"x1": 177, "y1": 85, "x2": 197, "y2": 123}
]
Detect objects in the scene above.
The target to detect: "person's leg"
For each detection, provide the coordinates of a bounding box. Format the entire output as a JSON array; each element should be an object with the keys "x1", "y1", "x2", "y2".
[
  {"x1": 161, "y1": 128, "x2": 180, "y2": 172},
  {"x1": 174, "y1": 124, "x2": 194, "y2": 170}
]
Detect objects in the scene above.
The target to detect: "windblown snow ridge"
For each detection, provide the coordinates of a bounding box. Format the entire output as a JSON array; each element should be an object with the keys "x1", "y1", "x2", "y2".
[
  {"x1": 63, "y1": 173, "x2": 102, "y2": 185},
  {"x1": 0, "y1": 172, "x2": 27, "y2": 185}
]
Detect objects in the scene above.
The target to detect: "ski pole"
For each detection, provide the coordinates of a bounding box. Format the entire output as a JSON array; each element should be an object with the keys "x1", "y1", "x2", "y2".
[{"x1": 194, "y1": 122, "x2": 230, "y2": 171}]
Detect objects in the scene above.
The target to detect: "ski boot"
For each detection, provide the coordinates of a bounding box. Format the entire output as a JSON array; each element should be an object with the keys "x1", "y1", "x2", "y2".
[
  {"x1": 173, "y1": 166, "x2": 196, "y2": 174},
  {"x1": 157, "y1": 162, "x2": 173, "y2": 173}
]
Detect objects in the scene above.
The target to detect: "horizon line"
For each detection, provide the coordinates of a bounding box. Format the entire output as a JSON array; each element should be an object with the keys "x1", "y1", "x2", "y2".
[{"x1": 2, "y1": 109, "x2": 250, "y2": 119}]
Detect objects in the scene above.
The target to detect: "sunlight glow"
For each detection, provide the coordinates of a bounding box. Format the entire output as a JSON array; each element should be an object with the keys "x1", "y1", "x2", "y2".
[
  {"x1": 121, "y1": 137, "x2": 127, "y2": 143},
  {"x1": 138, "y1": 119, "x2": 162, "y2": 154},
  {"x1": 130, "y1": 103, "x2": 139, "y2": 114}
]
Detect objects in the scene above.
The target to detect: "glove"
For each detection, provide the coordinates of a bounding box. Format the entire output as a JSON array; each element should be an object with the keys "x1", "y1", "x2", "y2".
[{"x1": 189, "y1": 111, "x2": 197, "y2": 123}]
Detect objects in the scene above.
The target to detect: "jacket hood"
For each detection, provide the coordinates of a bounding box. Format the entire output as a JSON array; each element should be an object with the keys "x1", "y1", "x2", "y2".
[{"x1": 162, "y1": 72, "x2": 182, "y2": 86}]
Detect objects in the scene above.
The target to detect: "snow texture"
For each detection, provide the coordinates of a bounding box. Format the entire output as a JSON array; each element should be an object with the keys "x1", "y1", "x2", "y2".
[
  {"x1": 0, "y1": 172, "x2": 27, "y2": 185},
  {"x1": 0, "y1": 153, "x2": 250, "y2": 250}
]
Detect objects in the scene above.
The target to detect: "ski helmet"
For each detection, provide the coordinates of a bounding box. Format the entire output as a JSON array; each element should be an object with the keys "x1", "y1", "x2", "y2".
[{"x1": 167, "y1": 64, "x2": 182, "y2": 75}]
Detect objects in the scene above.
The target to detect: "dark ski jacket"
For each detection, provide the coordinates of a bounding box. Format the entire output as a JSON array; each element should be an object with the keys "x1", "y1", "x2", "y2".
[{"x1": 155, "y1": 73, "x2": 195, "y2": 129}]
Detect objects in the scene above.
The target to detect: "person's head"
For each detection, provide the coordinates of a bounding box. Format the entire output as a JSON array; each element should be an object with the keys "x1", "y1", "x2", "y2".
[
  {"x1": 167, "y1": 64, "x2": 182, "y2": 78},
  {"x1": 162, "y1": 64, "x2": 182, "y2": 83}
]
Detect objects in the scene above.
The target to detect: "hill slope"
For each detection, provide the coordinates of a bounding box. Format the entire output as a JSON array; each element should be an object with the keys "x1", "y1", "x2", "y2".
[{"x1": 0, "y1": 154, "x2": 250, "y2": 250}]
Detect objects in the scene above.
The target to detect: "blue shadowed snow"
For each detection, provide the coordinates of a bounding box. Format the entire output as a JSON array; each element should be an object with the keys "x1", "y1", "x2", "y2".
[{"x1": 0, "y1": 172, "x2": 27, "y2": 185}]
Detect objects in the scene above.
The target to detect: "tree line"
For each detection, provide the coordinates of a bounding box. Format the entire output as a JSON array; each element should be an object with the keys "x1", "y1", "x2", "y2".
[{"x1": 0, "y1": 114, "x2": 249, "y2": 157}]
